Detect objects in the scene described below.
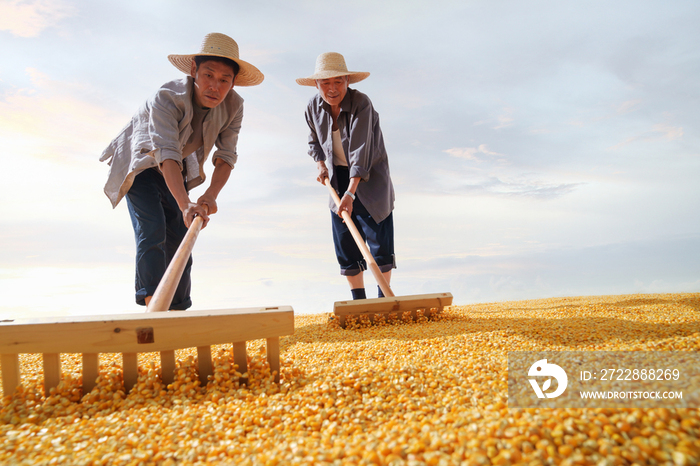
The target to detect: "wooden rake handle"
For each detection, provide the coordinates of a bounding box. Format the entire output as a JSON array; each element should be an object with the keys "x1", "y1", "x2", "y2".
[
  {"x1": 147, "y1": 206, "x2": 208, "y2": 313},
  {"x1": 324, "y1": 178, "x2": 394, "y2": 298}
]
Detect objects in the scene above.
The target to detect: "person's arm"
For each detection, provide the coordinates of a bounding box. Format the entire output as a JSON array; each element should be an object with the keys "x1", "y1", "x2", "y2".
[
  {"x1": 211, "y1": 101, "x2": 243, "y2": 170},
  {"x1": 338, "y1": 93, "x2": 371, "y2": 217},
  {"x1": 346, "y1": 93, "x2": 374, "y2": 182},
  {"x1": 317, "y1": 160, "x2": 329, "y2": 183},
  {"x1": 201, "y1": 96, "x2": 241, "y2": 217},
  {"x1": 150, "y1": 87, "x2": 189, "y2": 169},
  {"x1": 196, "y1": 157, "x2": 232, "y2": 215},
  {"x1": 337, "y1": 176, "x2": 360, "y2": 217},
  {"x1": 161, "y1": 159, "x2": 209, "y2": 228},
  {"x1": 305, "y1": 101, "x2": 329, "y2": 185}
]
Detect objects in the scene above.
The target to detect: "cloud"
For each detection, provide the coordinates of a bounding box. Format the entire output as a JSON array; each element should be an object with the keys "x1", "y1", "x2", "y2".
[
  {"x1": 439, "y1": 146, "x2": 582, "y2": 199},
  {"x1": 0, "y1": 67, "x2": 125, "y2": 162},
  {"x1": 1, "y1": 0, "x2": 698, "y2": 320},
  {"x1": 241, "y1": 46, "x2": 284, "y2": 67},
  {"x1": 444, "y1": 144, "x2": 503, "y2": 162},
  {"x1": 608, "y1": 123, "x2": 684, "y2": 150},
  {"x1": 652, "y1": 124, "x2": 684, "y2": 140},
  {"x1": 387, "y1": 92, "x2": 433, "y2": 110},
  {"x1": 0, "y1": 0, "x2": 74, "y2": 37},
  {"x1": 494, "y1": 113, "x2": 515, "y2": 129},
  {"x1": 568, "y1": 99, "x2": 644, "y2": 128},
  {"x1": 459, "y1": 176, "x2": 581, "y2": 199},
  {"x1": 615, "y1": 99, "x2": 642, "y2": 114},
  {"x1": 474, "y1": 107, "x2": 515, "y2": 129}
]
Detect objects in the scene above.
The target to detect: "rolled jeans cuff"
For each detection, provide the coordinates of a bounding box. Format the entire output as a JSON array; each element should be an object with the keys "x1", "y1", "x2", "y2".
[
  {"x1": 341, "y1": 254, "x2": 396, "y2": 276},
  {"x1": 341, "y1": 260, "x2": 366, "y2": 277}
]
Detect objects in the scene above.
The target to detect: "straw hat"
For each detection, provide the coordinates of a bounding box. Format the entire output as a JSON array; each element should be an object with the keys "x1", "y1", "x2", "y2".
[
  {"x1": 168, "y1": 32, "x2": 264, "y2": 87},
  {"x1": 296, "y1": 52, "x2": 369, "y2": 86}
]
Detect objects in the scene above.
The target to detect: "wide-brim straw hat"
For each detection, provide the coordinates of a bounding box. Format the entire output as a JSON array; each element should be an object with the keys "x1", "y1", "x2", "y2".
[
  {"x1": 168, "y1": 32, "x2": 264, "y2": 87},
  {"x1": 296, "y1": 52, "x2": 369, "y2": 86}
]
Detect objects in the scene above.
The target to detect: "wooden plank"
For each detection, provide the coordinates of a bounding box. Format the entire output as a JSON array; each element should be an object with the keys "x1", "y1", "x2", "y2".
[
  {"x1": 266, "y1": 337, "x2": 280, "y2": 384},
  {"x1": 1, "y1": 353, "x2": 21, "y2": 397},
  {"x1": 122, "y1": 353, "x2": 138, "y2": 393},
  {"x1": 197, "y1": 346, "x2": 213, "y2": 386},
  {"x1": 0, "y1": 306, "x2": 294, "y2": 355},
  {"x1": 160, "y1": 350, "x2": 176, "y2": 386},
  {"x1": 233, "y1": 341, "x2": 248, "y2": 384},
  {"x1": 42, "y1": 353, "x2": 61, "y2": 397},
  {"x1": 82, "y1": 353, "x2": 99, "y2": 394},
  {"x1": 334, "y1": 293, "x2": 453, "y2": 317}
]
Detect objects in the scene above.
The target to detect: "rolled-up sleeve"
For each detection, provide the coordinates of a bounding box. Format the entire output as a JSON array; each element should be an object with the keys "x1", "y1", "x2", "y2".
[
  {"x1": 149, "y1": 91, "x2": 186, "y2": 169},
  {"x1": 213, "y1": 102, "x2": 243, "y2": 168}
]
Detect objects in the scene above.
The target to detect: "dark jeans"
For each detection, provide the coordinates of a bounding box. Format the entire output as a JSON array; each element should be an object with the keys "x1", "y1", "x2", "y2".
[
  {"x1": 331, "y1": 166, "x2": 395, "y2": 276},
  {"x1": 125, "y1": 168, "x2": 192, "y2": 310}
]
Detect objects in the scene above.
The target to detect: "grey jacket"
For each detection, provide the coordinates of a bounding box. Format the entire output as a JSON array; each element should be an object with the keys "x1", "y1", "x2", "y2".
[
  {"x1": 305, "y1": 88, "x2": 395, "y2": 223},
  {"x1": 100, "y1": 77, "x2": 244, "y2": 208}
]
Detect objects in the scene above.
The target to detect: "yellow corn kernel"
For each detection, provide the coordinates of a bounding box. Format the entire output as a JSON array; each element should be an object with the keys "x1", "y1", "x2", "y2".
[{"x1": 0, "y1": 293, "x2": 697, "y2": 465}]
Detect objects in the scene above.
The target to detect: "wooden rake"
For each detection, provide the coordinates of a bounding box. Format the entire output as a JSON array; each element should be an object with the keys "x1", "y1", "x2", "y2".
[
  {"x1": 324, "y1": 179, "x2": 452, "y2": 327},
  {"x1": 143, "y1": 207, "x2": 289, "y2": 388},
  {"x1": 0, "y1": 208, "x2": 293, "y2": 398}
]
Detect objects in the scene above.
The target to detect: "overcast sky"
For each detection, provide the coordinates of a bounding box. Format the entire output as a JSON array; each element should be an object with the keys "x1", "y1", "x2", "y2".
[{"x1": 1, "y1": 0, "x2": 698, "y2": 318}]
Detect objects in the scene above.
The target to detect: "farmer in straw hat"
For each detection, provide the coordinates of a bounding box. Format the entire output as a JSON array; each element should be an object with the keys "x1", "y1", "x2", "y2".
[
  {"x1": 297, "y1": 52, "x2": 396, "y2": 300},
  {"x1": 100, "y1": 32, "x2": 263, "y2": 310}
]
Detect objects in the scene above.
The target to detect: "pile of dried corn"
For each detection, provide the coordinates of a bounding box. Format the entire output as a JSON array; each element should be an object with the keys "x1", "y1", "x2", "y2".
[{"x1": 1, "y1": 292, "x2": 699, "y2": 465}]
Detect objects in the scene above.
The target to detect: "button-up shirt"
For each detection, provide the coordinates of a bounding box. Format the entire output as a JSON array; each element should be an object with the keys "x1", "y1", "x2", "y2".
[
  {"x1": 304, "y1": 88, "x2": 394, "y2": 223},
  {"x1": 100, "y1": 76, "x2": 244, "y2": 208}
]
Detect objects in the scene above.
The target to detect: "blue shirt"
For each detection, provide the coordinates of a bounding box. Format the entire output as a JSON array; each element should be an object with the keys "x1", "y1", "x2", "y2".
[{"x1": 304, "y1": 88, "x2": 395, "y2": 223}]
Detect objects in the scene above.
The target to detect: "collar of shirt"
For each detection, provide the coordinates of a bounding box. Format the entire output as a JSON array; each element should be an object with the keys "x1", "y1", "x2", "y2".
[{"x1": 318, "y1": 88, "x2": 354, "y2": 116}]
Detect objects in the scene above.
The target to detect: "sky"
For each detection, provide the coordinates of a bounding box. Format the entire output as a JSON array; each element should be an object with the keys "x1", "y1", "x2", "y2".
[{"x1": 1, "y1": 0, "x2": 698, "y2": 319}]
